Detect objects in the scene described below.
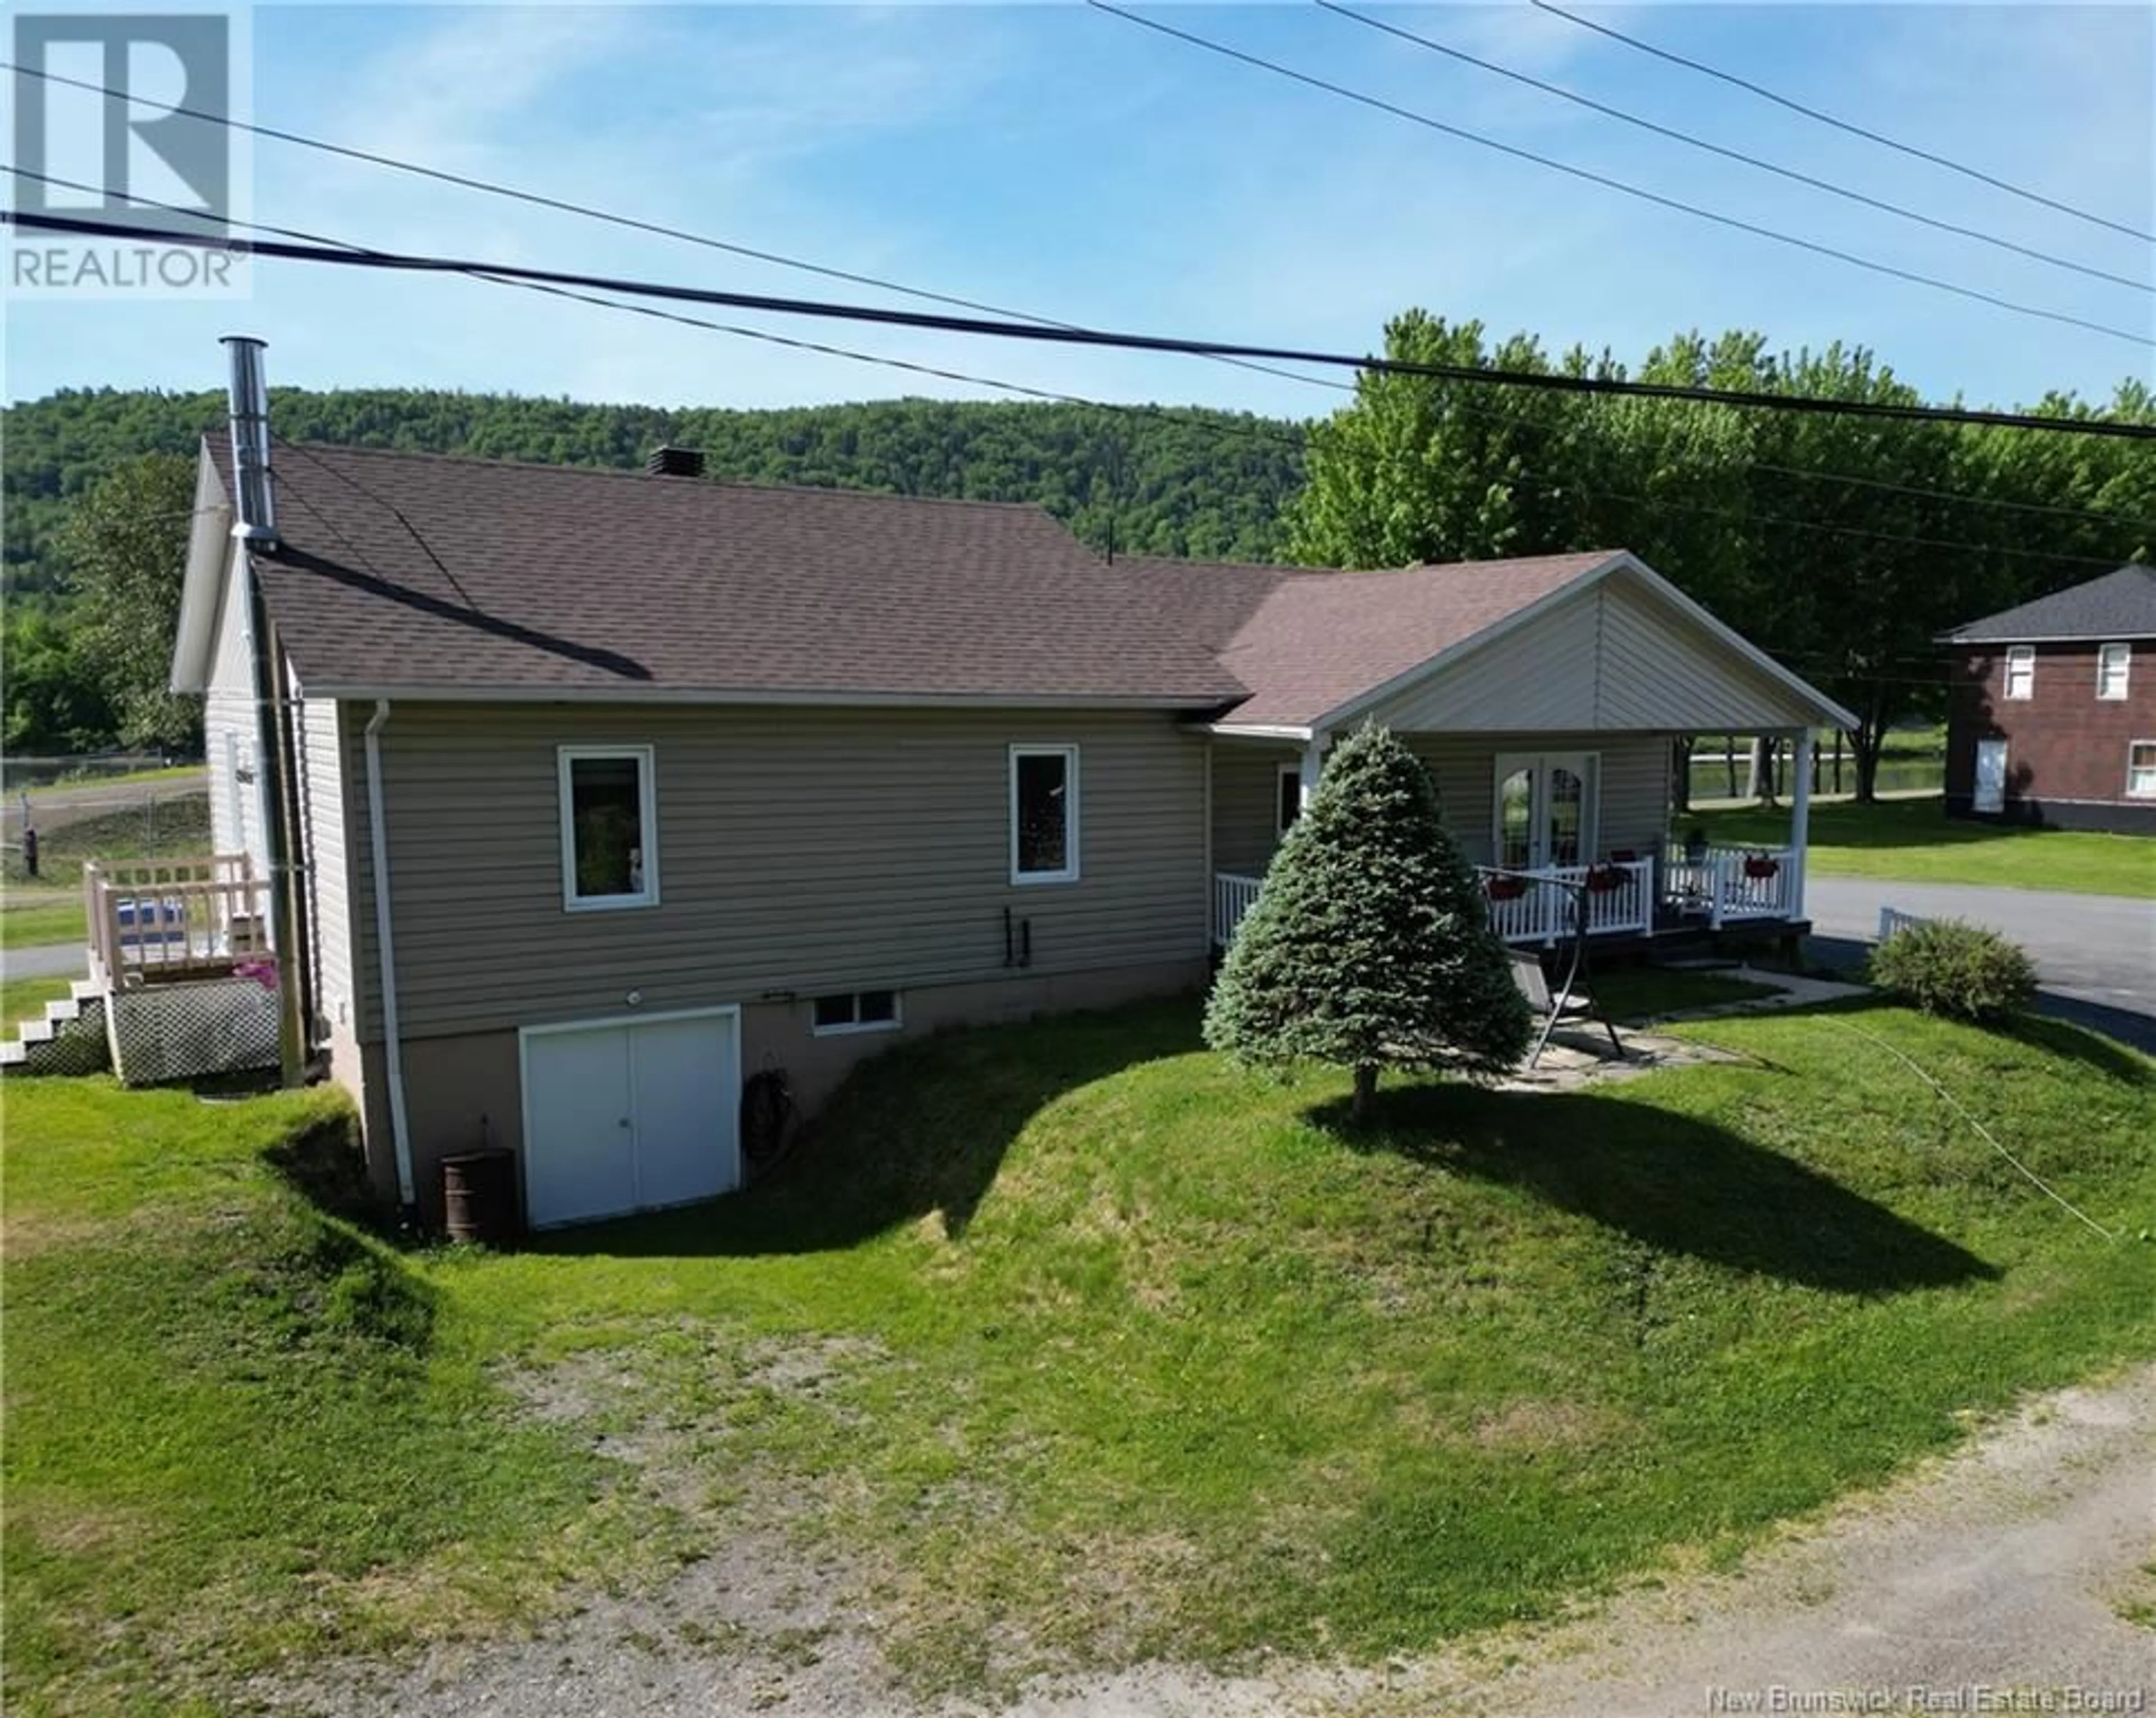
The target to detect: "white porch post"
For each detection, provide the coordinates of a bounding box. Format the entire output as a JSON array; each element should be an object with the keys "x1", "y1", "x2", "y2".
[
  {"x1": 1789, "y1": 726, "x2": 1814, "y2": 920},
  {"x1": 1298, "y1": 733, "x2": 1327, "y2": 811}
]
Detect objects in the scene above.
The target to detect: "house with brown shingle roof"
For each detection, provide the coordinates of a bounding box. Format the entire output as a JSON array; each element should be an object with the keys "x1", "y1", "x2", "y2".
[{"x1": 86, "y1": 345, "x2": 1852, "y2": 1229}]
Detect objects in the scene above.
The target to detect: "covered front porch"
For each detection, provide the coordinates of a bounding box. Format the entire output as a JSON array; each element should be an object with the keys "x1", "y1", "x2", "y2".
[{"x1": 1208, "y1": 725, "x2": 1819, "y2": 953}]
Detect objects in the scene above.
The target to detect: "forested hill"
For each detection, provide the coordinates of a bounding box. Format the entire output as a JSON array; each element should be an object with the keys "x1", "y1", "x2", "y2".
[{"x1": 3, "y1": 388, "x2": 1309, "y2": 596}]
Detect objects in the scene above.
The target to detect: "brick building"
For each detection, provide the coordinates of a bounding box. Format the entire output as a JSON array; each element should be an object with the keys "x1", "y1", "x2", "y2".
[{"x1": 1939, "y1": 563, "x2": 2156, "y2": 835}]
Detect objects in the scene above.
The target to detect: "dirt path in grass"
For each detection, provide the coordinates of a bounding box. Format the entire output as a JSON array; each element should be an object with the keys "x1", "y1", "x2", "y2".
[{"x1": 266, "y1": 1365, "x2": 2154, "y2": 1718}]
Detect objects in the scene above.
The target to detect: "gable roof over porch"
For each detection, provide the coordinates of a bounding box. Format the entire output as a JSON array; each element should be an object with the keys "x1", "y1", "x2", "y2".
[{"x1": 1148, "y1": 549, "x2": 1856, "y2": 737}]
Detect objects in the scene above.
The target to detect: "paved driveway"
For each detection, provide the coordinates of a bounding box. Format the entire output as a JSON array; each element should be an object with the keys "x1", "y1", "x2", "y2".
[{"x1": 1806, "y1": 877, "x2": 2156, "y2": 1051}]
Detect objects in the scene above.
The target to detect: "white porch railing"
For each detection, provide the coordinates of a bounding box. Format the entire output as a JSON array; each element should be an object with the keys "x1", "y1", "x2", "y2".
[
  {"x1": 1476, "y1": 858, "x2": 1655, "y2": 946},
  {"x1": 1661, "y1": 845, "x2": 1801, "y2": 928},
  {"x1": 1213, "y1": 872, "x2": 1264, "y2": 948},
  {"x1": 85, "y1": 854, "x2": 269, "y2": 988},
  {"x1": 1213, "y1": 858, "x2": 1659, "y2": 951}
]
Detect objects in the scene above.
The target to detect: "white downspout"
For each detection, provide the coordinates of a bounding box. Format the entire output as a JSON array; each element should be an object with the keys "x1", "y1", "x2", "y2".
[{"x1": 363, "y1": 700, "x2": 417, "y2": 1210}]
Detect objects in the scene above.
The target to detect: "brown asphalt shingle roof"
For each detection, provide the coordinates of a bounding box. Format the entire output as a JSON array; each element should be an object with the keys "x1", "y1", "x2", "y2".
[
  {"x1": 214, "y1": 440, "x2": 1246, "y2": 705},
  {"x1": 211, "y1": 440, "x2": 1621, "y2": 723},
  {"x1": 1121, "y1": 550, "x2": 1618, "y2": 727}
]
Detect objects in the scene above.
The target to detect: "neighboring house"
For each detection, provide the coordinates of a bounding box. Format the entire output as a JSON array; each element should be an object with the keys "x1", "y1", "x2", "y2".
[
  {"x1": 80, "y1": 343, "x2": 1853, "y2": 1230},
  {"x1": 1939, "y1": 563, "x2": 2156, "y2": 835}
]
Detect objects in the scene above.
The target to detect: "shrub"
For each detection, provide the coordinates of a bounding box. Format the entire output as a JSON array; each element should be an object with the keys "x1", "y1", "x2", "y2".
[{"x1": 1870, "y1": 917, "x2": 2038, "y2": 1022}]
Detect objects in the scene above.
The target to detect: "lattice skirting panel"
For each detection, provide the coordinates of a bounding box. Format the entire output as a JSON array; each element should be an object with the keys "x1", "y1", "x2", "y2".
[{"x1": 109, "y1": 979, "x2": 280, "y2": 1086}]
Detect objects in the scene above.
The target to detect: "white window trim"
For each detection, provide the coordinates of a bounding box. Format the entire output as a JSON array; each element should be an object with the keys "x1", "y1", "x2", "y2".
[
  {"x1": 558, "y1": 744, "x2": 660, "y2": 912},
  {"x1": 2003, "y1": 645, "x2": 2035, "y2": 701},
  {"x1": 810, "y1": 989, "x2": 905, "y2": 1037},
  {"x1": 1276, "y1": 762, "x2": 1301, "y2": 838},
  {"x1": 1009, "y1": 743, "x2": 1080, "y2": 886},
  {"x1": 2127, "y1": 740, "x2": 2156, "y2": 800},
  {"x1": 2097, "y1": 642, "x2": 2131, "y2": 701}
]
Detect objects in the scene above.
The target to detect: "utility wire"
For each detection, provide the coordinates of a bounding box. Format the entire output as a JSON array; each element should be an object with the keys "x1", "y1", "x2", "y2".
[
  {"x1": 12, "y1": 207, "x2": 2154, "y2": 440},
  {"x1": 1821, "y1": 1016, "x2": 2119, "y2": 1240},
  {"x1": 1315, "y1": 0, "x2": 2149, "y2": 297},
  {"x1": 1086, "y1": 2, "x2": 2153, "y2": 350},
  {"x1": 0, "y1": 56, "x2": 1349, "y2": 402},
  {"x1": 13, "y1": 173, "x2": 2140, "y2": 591},
  {"x1": 1529, "y1": 0, "x2": 2155, "y2": 248}
]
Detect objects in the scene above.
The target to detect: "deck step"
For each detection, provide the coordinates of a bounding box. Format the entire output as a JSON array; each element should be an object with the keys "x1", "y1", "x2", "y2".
[{"x1": 1, "y1": 989, "x2": 112, "y2": 1078}]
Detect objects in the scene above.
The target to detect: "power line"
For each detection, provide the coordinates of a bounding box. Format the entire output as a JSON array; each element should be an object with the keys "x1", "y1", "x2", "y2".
[
  {"x1": 12, "y1": 207, "x2": 2154, "y2": 440},
  {"x1": 1316, "y1": 0, "x2": 2150, "y2": 297},
  {"x1": 13, "y1": 175, "x2": 2142, "y2": 584},
  {"x1": 1529, "y1": 0, "x2": 2155, "y2": 248},
  {"x1": 1085, "y1": 2, "x2": 2153, "y2": 350},
  {"x1": 0, "y1": 56, "x2": 1349, "y2": 403}
]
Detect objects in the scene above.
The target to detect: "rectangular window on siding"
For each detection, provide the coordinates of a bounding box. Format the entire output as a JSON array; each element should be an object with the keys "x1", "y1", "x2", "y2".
[
  {"x1": 558, "y1": 745, "x2": 657, "y2": 910},
  {"x1": 1010, "y1": 745, "x2": 1079, "y2": 884},
  {"x1": 811, "y1": 990, "x2": 902, "y2": 1035},
  {"x1": 2128, "y1": 742, "x2": 2156, "y2": 799},
  {"x1": 2098, "y1": 643, "x2": 2131, "y2": 700},
  {"x1": 2003, "y1": 646, "x2": 2035, "y2": 700},
  {"x1": 1276, "y1": 764, "x2": 1302, "y2": 837}
]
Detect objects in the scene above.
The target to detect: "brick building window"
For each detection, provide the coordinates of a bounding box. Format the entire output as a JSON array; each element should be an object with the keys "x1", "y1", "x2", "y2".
[
  {"x1": 2098, "y1": 643, "x2": 2131, "y2": 700},
  {"x1": 2003, "y1": 646, "x2": 2034, "y2": 700},
  {"x1": 2128, "y1": 742, "x2": 2156, "y2": 800}
]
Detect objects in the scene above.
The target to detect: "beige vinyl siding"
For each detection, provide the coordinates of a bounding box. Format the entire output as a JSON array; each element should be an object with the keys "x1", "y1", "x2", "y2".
[
  {"x1": 1404, "y1": 733, "x2": 1669, "y2": 868},
  {"x1": 294, "y1": 698, "x2": 358, "y2": 1028},
  {"x1": 1212, "y1": 742, "x2": 1298, "y2": 876},
  {"x1": 1369, "y1": 574, "x2": 1822, "y2": 734},
  {"x1": 351, "y1": 705, "x2": 1208, "y2": 1042},
  {"x1": 1211, "y1": 732, "x2": 1671, "y2": 876},
  {"x1": 204, "y1": 548, "x2": 268, "y2": 874}
]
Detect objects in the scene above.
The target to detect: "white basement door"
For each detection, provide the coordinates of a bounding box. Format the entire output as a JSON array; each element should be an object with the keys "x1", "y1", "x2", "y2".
[{"x1": 522, "y1": 1011, "x2": 741, "y2": 1228}]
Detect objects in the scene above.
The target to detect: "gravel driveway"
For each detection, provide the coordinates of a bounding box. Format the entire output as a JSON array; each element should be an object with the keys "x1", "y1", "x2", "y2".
[{"x1": 265, "y1": 1366, "x2": 2156, "y2": 1718}]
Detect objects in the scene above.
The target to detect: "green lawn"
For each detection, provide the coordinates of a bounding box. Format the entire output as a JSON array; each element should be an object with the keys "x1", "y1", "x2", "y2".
[
  {"x1": 23, "y1": 763, "x2": 205, "y2": 797},
  {"x1": 1694, "y1": 794, "x2": 2155, "y2": 899},
  {"x1": 1, "y1": 976, "x2": 80, "y2": 1029},
  {"x1": 7, "y1": 793, "x2": 212, "y2": 891},
  {"x1": 6, "y1": 1000, "x2": 2153, "y2": 1714},
  {"x1": 1, "y1": 899, "x2": 86, "y2": 952}
]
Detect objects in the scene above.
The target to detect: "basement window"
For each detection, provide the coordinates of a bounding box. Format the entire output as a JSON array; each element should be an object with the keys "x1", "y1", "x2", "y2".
[
  {"x1": 2098, "y1": 643, "x2": 2131, "y2": 701},
  {"x1": 2003, "y1": 646, "x2": 2035, "y2": 700},
  {"x1": 811, "y1": 990, "x2": 901, "y2": 1036},
  {"x1": 1010, "y1": 745, "x2": 1080, "y2": 884},
  {"x1": 559, "y1": 745, "x2": 658, "y2": 910}
]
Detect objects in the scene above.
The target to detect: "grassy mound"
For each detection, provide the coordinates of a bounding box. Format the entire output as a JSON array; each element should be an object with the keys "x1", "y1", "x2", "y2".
[
  {"x1": 5, "y1": 1000, "x2": 2153, "y2": 1708},
  {"x1": 1, "y1": 1083, "x2": 606, "y2": 1717}
]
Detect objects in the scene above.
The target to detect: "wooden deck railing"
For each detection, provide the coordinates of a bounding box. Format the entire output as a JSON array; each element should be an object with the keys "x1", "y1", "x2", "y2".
[{"x1": 85, "y1": 854, "x2": 269, "y2": 987}]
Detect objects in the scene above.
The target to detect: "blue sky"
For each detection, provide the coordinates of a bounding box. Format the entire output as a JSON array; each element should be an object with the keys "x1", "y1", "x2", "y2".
[{"x1": 5, "y1": 3, "x2": 2152, "y2": 416}]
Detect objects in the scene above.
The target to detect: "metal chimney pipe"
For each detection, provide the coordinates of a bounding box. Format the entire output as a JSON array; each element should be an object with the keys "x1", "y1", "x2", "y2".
[{"x1": 221, "y1": 334, "x2": 276, "y2": 543}]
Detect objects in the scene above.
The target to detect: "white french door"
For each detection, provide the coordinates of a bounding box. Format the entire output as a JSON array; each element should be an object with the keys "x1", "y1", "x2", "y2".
[{"x1": 1493, "y1": 752, "x2": 1598, "y2": 869}]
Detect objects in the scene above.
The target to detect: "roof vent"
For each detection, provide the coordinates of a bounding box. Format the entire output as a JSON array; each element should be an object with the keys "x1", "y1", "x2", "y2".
[{"x1": 646, "y1": 445, "x2": 706, "y2": 479}]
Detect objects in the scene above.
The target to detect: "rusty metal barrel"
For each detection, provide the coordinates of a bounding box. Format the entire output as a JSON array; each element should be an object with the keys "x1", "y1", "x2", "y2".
[{"x1": 441, "y1": 1149, "x2": 518, "y2": 1246}]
